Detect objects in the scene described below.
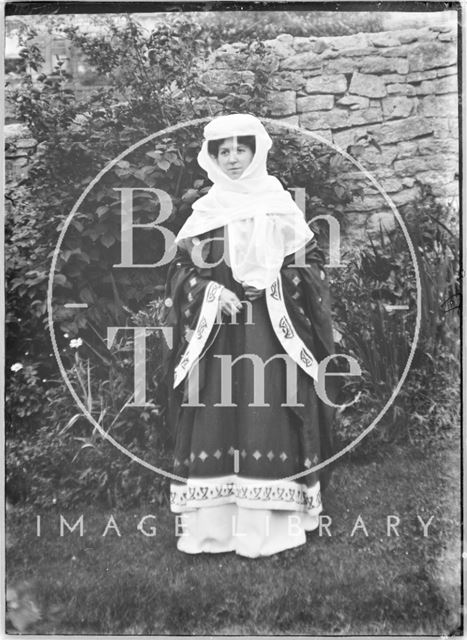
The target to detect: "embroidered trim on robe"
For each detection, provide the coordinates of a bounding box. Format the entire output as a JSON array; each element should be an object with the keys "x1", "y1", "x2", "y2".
[
  {"x1": 170, "y1": 475, "x2": 322, "y2": 514},
  {"x1": 173, "y1": 280, "x2": 224, "y2": 388},
  {"x1": 266, "y1": 274, "x2": 319, "y2": 381}
]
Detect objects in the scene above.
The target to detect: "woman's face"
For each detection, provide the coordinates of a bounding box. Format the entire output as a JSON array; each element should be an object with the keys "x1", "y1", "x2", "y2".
[{"x1": 216, "y1": 137, "x2": 254, "y2": 180}]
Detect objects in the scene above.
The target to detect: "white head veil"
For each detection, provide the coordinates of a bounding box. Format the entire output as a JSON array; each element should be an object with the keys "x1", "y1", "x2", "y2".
[{"x1": 176, "y1": 113, "x2": 313, "y2": 289}]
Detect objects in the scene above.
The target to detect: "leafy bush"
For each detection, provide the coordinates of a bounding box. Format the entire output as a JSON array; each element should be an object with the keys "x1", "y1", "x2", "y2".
[{"x1": 332, "y1": 189, "x2": 459, "y2": 456}]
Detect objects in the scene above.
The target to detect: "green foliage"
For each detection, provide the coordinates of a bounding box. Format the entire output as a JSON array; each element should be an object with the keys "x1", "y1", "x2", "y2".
[{"x1": 333, "y1": 190, "x2": 460, "y2": 455}]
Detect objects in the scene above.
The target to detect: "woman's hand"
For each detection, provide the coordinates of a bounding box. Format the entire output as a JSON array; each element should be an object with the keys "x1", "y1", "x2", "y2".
[
  {"x1": 219, "y1": 288, "x2": 242, "y2": 315},
  {"x1": 243, "y1": 285, "x2": 264, "y2": 301}
]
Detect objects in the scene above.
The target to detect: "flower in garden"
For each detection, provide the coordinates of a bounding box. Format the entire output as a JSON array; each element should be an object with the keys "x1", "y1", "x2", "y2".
[
  {"x1": 10, "y1": 363, "x2": 23, "y2": 372},
  {"x1": 69, "y1": 338, "x2": 83, "y2": 349}
]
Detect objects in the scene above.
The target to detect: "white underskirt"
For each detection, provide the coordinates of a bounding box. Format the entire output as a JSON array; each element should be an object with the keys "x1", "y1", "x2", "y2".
[{"x1": 175, "y1": 503, "x2": 320, "y2": 558}]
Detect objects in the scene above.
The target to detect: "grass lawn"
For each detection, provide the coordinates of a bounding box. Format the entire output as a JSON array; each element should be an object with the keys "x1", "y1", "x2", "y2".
[{"x1": 6, "y1": 438, "x2": 462, "y2": 635}]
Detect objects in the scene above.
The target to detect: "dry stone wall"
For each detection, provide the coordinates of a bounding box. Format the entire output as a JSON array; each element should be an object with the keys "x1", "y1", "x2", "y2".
[
  {"x1": 202, "y1": 24, "x2": 459, "y2": 235},
  {"x1": 6, "y1": 24, "x2": 459, "y2": 238}
]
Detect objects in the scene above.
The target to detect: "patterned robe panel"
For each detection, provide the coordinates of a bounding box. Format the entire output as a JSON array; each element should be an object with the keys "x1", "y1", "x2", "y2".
[{"x1": 160, "y1": 228, "x2": 340, "y2": 491}]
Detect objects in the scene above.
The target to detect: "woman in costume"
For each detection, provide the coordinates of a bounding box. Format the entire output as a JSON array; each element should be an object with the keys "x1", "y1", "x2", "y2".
[{"x1": 162, "y1": 113, "x2": 337, "y2": 557}]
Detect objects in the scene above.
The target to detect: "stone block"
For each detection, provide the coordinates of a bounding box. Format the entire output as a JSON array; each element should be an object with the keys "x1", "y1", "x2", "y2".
[
  {"x1": 430, "y1": 181, "x2": 459, "y2": 197},
  {"x1": 381, "y1": 73, "x2": 409, "y2": 83},
  {"x1": 337, "y1": 94, "x2": 370, "y2": 109},
  {"x1": 267, "y1": 90, "x2": 297, "y2": 116},
  {"x1": 382, "y1": 96, "x2": 417, "y2": 119},
  {"x1": 390, "y1": 186, "x2": 421, "y2": 206},
  {"x1": 377, "y1": 177, "x2": 403, "y2": 193},
  {"x1": 277, "y1": 33, "x2": 294, "y2": 43},
  {"x1": 346, "y1": 194, "x2": 386, "y2": 212},
  {"x1": 406, "y1": 69, "x2": 438, "y2": 82},
  {"x1": 359, "y1": 56, "x2": 409, "y2": 75},
  {"x1": 319, "y1": 49, "x2": 339, "y2": 60},
  {"x1": 399, "y1": 27, "x2": 437, "y2": 44},
  {"x1": 334, "y1": 47, "x2": 377, "y2": 57},
  {"x1": 328, "y1": 33, "x2": 369, "y2": 50},
  {"x1": 293, "y1": 37, "x2": 315, "y2": 53},
  {"x1": 380, "y1": 46, "x2": 412, "y2": 58},
  {"x1": 418, "y1": 138, "x2": 459, "y2": 156},
  {"x1": 312, "y1": 39, "x2": 328, "y2": 54},
  {"x1": 323, "y1": 58, "x2": 361, "y2": 75},
  {"x1": 426, "y1": 117, "x2": 450, "y2": 137},
  {"x1": 310, "y1": 129, "x2": 333, "y2": 143},
  {"x1": 437, "y1": 66, "x2": 457, "y2": 77},
  {"x1": 280, "y1": 51, "x2": 323, "y2": 70},
  {"x1": 387, "y1": 83, "x2": 415, "y2": 96},
  {"x1": 370, "y1": 32, "x2": 400, "y2": 47},
  {"x1": 449, "y1": 118, "x2": 459, "y2": 138},
  {"x1": 210, "y1": 49, "x2": 248, "y2": 71},
  {"x1": 370, "y1": 117, "x2": 433, "y2": 144},
  {"x1": 393, "y1": 154, "x2": 458, "y2": 176},
  {"x1": 371, "y1": 167, "x2": 395, "y2": 179},
  {"x1": 300, "y1": 109, "x2": 349, "y2": 130},
  {"x1": 438, "y1": 33, "x2": 455, "y2": 42},
  {"x1": 275, "y1": 115, "x2": 299, "y2": 126},
  {"x1": 395, "y1": 141, "x2": 419, "y2": 159},
  {"x1": 297, "y1": 94, "x2": 334, "y2": 112},
  {"x1": 270, "y1": 72, "x2": 305, "y2": 91},
  {"x1": 398, "y1": 31, "x2": 419, "y2": 44},
  {"x1": 402, "y1": 177, "x2": 415, "y2": 187},
  {"x1": 305, "y1": 74, "x2": 347, "y2": 94},
  {"x1": 349, "y1": 72, "x2": 387, "y2": 98},
  {"x1": 347, "y1": 107, "x2": 383, "y2": 127},
  {"x1": 417, "y1": 170, "x2": 455, "y2": 185},
  {"x1": 419, "y1": 94, "x2": 458, "y2": 117},
  {"x1": 303, "y1": 68, "x2": 323, "y2": 79},
  {"x1": 413, "y1": 75, "x2": 458, "y2": 95},
  {"x1": 264, "y1": 38, "x2": 295, "y2": 58},
  {"x1": 429, "y1": 24, "x2": 454, "y2": 33},
  {"x1": 407, "y1": 42, "x2": 457, "y2": 72}
]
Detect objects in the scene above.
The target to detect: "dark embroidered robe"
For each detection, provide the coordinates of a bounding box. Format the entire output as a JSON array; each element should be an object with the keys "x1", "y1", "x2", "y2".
[{"x1": 160, "y1": 226, "x2": 339, "y2": 497}]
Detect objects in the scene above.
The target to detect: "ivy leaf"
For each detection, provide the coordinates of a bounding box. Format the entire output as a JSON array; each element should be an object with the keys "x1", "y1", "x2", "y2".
[
  {"x1": 181, "y1": 188, "x2": 199, "y2": 203},
  {"x1": 96, "y1": 205, "x2": 109, "y2": 217},
  {"x1": 54, "y1": 274, "x2": 68, "y2": 286},
  {"x1": 100, "y1": 233, "x2": 115, "y2": 247},
  {"x1": 146, "y1": 150, "x2": 163, "y2": 160},
  {"x1": 157, "y1": 159, "x2": 170, "y2": 171}
]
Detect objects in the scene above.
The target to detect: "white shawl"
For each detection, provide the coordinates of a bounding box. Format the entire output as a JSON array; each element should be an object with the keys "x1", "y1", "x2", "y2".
[{"x1": 175, "y1": 113, "x2": 313, "y2": 289}]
